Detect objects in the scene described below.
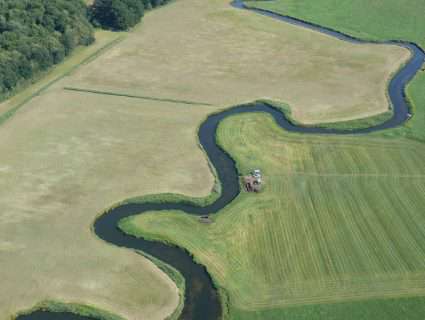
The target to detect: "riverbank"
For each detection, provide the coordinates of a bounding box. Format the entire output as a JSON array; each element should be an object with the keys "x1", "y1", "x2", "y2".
[
  {"x1": 123, "y1": 109, "x2": 425, "y2": 319},
  {"x1": 244, "y1": 0, "x2": 425, "y2": 140}
]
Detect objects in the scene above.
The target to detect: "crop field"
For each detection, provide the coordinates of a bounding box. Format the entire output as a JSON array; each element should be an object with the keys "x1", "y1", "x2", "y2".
[
  {"x1": 122, "y1": 113, "x2": 425, "y2": 319},
  {"x1": 245, "y1": 0, "x2": 425, "y2": 140},
  {"x1": 65, "y1": 0, "x2": 409, "y2": 125}
]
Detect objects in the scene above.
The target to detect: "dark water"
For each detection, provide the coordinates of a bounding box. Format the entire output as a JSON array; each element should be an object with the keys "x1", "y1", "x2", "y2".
[
  {"x1": 17, "y1": 312, "x2": 96, "y2": 320},
  {"x1": 18, "y1": 1, "x2": 425, "y2": 320}
]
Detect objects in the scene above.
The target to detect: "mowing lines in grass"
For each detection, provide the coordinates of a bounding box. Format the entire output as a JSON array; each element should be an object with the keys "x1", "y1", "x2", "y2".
[{"x1": 122, "y1": 113, "x2": 425, "y2": 318}]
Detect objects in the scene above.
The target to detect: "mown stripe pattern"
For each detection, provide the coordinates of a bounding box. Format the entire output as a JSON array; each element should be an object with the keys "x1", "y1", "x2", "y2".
[{"x1": 125, "y1": 113, "x2": 425, "y2": 311}]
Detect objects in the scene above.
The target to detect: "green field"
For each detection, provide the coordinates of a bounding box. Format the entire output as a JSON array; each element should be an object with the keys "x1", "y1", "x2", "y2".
[
  {"x1": 246, "y1": 0, "x2": 425, "y2": 46},
  {"x1": 233, "y1": 295, "x2": 425, "y2": 320},
  {"x1": 117, "y1": 1, "x2": 425, "y2": 318},
  {"x1": 245, "y1": 0, "x2": 425, "y2": 141},
  {"x1": 122, "y1": 113, "x2": 425, "y2": 319}
]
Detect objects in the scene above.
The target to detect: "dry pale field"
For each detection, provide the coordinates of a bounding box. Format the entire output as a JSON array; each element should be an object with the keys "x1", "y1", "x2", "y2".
[
  {"x1": 0, "y1": 88, "x2": 216, "y2": 319},
  {"x1": 67, "y1": 0, "x2": 410, "y2": 124},
  {"x1": 0, "y1": 0, "x2": 412, "y2": 319}
]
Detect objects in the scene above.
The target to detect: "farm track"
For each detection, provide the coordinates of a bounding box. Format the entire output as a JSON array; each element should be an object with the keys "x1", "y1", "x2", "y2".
[{"x1": 18, "y1": 1, "x2": 425, "y2": 320}]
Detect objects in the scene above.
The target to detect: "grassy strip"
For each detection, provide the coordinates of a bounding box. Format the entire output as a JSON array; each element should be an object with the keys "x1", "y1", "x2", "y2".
[
  {"x1": 258, "y1": 99, "x2": 394, "y2": 130},
  {"x1": 108, "y1": 189, "x2": 220, "y2": 213},
  {"x1": 393, "y1": 71, "x2": 425, "y2": 142},
  {"x1": 135, "y1": 251, "x2": 185, "y2": 320},
  {"x1": 63, "y1": 87, "x2": 213, "y2": 106},
  {"x1": 0, "y1": 31, "x2": 123, "y2": 127},
  {"x1": 14, "y1": 301, "x2": 124, "y2": 320},
  {"x1": 306, "y1": 111, "x2": 394, "y2": 130}
]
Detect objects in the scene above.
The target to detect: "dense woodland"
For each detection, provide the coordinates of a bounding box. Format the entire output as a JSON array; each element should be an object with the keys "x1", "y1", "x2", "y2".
[
  {"x1": 0, "y1": 0, "x2": 94, "y2": 98},
  {"x1": 0, "y1": 0, "x2": 170, "y2": 99},
  {"x1": 90, "y1": 0, "x2": 171, "y2": 30}
]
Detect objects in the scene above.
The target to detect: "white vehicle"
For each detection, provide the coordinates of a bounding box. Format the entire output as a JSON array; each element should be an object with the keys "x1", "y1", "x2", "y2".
[{"x1": 253, "y1": 169, "x2": 261, "y2": 178}]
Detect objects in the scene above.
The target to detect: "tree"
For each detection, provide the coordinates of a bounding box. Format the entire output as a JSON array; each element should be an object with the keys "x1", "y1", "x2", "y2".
[
  {"x1": 91, "y1": 0, "x2": 144, "y2": 30},
  {"x1": 0, "y1": 0, "x2": 94, "y2": 97}
]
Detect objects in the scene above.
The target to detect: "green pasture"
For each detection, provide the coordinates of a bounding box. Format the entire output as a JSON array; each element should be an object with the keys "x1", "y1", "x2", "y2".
[
  {"x1": 245, "y1": 0, "x2": 425, "y2": 140},
  {"x1": 245, "y1": 0, "x2": 425, "y2": 47},
  {"x1": 233, "y1": 295, "x2": 425, "y2": 320},
  {"x1": 122, "y1": 113, "x2": 425, "y2": 319}
]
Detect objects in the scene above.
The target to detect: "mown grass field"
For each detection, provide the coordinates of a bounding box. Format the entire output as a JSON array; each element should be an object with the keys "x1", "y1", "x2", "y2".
[
  {"x1": 246, "y1": 0, "x2": 425, "y2": 140},
  {"x1": 0, "y1": 0, "x2": 418, "y2": 319},
  {"x1": 66, "y1": 0, "x2": 408, "y2": 125},
  {"x1": 233, "y1": 295, "x2": 425, "y2": 320},
  {"x1": 246, "y1": 0, "x2": 425, "y2": 46},
  {"x1": 122, "y1": 113, "x2": 425, "y2": 319},
  {"x1": 0, "y1": 91, "x2": 216, "y2": 320}
]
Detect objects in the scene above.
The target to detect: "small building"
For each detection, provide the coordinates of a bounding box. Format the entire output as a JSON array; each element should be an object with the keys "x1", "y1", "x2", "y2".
[{"x1": 243, "y1": 169, "x2": 262, "y2": 192}]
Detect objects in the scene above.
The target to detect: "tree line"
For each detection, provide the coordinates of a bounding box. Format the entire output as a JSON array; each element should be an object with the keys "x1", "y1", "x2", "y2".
[
  {"x1": 90, "y1": 0, "x2": 171, "y2": 30},
  {"x1": 0, "y1": 0, "x2": 94, "y2": 98},
  {"x1": 0, "y1": 0, "x2": 171, "y2": 99}
]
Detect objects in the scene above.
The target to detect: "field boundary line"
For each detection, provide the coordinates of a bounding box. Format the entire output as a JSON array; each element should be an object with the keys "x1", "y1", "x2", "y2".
[
  {"x1": 0, "y1": 35, "x2": 125, "y2": 127},
  {"x1": 63, "y1": 87, "x2": 214, "y2": 106}
]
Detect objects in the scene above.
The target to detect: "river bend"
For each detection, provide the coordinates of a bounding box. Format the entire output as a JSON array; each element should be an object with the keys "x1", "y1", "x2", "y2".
[{"x1": 17, "y1": 1, "x2": 425, "y2": 320}]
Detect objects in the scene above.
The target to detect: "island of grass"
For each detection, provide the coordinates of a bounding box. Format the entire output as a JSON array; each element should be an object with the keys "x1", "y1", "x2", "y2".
[{"x1": 122, "y1": 112, "x2": 425, "y2": 319}]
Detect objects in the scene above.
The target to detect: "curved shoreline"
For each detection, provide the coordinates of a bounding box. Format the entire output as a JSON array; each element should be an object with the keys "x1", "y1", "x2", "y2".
[
  {"x1": 232, "y1": 0, "x2": 425, "y2": 132},
  {"x1": 17, "y1": 1, "x2": 425, "y2": 320}
]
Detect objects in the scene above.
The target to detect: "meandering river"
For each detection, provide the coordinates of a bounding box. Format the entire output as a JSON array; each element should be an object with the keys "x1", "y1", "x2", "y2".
[{"x1": 18, "y1": 1, "x2": 425, "y2": 320}]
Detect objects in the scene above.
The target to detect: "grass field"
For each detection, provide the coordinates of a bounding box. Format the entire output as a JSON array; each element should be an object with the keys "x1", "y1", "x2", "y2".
[
  {"x1": 0, "y1": 0, "x2": 417, "y2": 319},
  {"x1": 233, "y1": 295, "x2": 425, "y2": 320},
  {"x1": 66, "y1": 0, "x2": 409, "y2": 125},
  {"x1": 245, "y1": 0, "x2": 425, "y2": 140},
  {"x1": 0, "y1": 91, "x2": 217, "y2": 320},
  {"x1": 245, "y1": 0, "x2": 425, "y2": 47},
  {"x1": 122, "y1": 112, "x2": 425, "y2": 319}
]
